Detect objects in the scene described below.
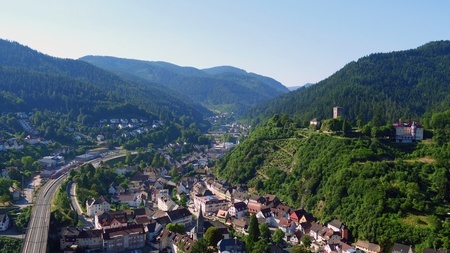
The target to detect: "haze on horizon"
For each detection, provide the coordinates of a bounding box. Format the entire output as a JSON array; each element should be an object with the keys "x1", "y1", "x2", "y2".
[{"x1": 0, "y1": 1, "x2": 449, "y2": 87}]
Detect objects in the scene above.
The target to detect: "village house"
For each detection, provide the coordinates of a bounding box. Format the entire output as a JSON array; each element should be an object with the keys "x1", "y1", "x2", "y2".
[
  {"x1": 157, "y1": 194, "x2": 176, "y2": 212},
  {"x1": 108, "y1": 183, "x2": 125, "y2": 195},
  {"x1": 393, "y1": 120, "x2": 424, "y2": 142},
  {"x1": 391, "y1": 243, "x2": 414, "y2": 253},
  {"x1": 217, "y1": 238, "x2": 246, "y2": 253},
  {"x1": 228, "y1": 201, "x2": 247, "y2": 218},
  {"x1": 355, "y1": 240, "x2": 382, "y2": 253},
  {"x1": 167, "y1": 208, "x2": 192, "y2": 227},
  {"x1": 193, "y1": 194, "x2": 229, "y2": 215},
  {"x1": 60, "y1": 227, "x2": 103, "y2": 251},
  {"x1": 232, "y1": 218, "x2": 249, "y2": 235},
  {"x1": 102, "y1": 224, "x2": 146, "y2": 252},
  {"x1": 94, "y1": 210, "x2": 128, "y2": 230},
  {"x1": 86, "y1": 196, "x2": 111, "y2": 218},
  {"x1": 171, "y1": 233, "x2": 195, "y2": 253}
]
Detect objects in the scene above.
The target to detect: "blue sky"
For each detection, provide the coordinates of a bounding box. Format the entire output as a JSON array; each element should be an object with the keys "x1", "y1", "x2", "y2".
[{"x1": 1, "y1": 1, "x2": 449, "y2": 87}]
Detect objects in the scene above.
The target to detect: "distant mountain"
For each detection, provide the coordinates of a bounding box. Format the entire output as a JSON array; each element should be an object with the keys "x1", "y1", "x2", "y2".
[
  {"x1": 0, "y1": 39, "x2": 209, "y2": 128},
  {"x1": 287, "y1": 83, "x2": 315, "y2": 91},
  {"x1": 79, "y1": 56, "x2": 290, "y2": 115},
  {"x1": 245, "y1": 41, "x2": 450, "y2": 126}
]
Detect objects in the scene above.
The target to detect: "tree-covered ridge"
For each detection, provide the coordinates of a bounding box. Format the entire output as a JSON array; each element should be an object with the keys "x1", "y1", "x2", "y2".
[
  {"x1": 79, "y1": 56, "x2": 289, "y2": 115},
  {"x1": 245, "y1": 40, "x2": 450, "y2": 126},
  {"x1": 0, "y1": 39, "x2": 208, "y2": 127},
  {"x1": 216, "y1": 114, "x2": 450, "y2": 251}
]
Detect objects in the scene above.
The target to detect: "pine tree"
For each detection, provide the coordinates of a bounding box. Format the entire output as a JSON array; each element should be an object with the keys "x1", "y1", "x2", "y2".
[{"x1": 246, "y1": 214, "x2": 260, "y2": 251}]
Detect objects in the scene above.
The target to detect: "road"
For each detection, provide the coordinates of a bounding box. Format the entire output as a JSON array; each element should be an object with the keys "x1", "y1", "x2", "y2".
[
  {"x1": 21, "y1": 174, "x2": 67, "y2": 253},
  {"x1": 20, "y1": 151, "x2": 129, "y2": 252},
  {"x1": 68, "y1": 182, "x2": 93, "y2": 228}
]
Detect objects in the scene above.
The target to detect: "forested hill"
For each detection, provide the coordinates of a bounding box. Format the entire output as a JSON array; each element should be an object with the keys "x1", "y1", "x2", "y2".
[
  {"x1": 217, "y1": 114, "x2": 450, "y2": 251},
  {"x1": 79, "y1": 56, "x2": 290, "y2": 115},
  {"x1": 245, "y1": 40, "x2": 450, "y2": 126},
  {"x1": 0, "y1": 39, "x2": 208, "y2": 127}
]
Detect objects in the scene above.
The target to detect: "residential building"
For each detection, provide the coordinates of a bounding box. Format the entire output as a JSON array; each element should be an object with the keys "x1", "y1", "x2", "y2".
[
  {"x1": 355, "y1": 240, "x2": 382, "y2": 253},
  {"x1": 193, "y1": 194, "x2": 229, "y2": 215},
  {"x1": 102, "y1": 224, "x2": 146, "y2": 252},
  {"x1": 94, "y1": 210, "x2": 128, "y2": 230},
  {"x1": 228, "y1": 202, "x2": 247, "y2": 218},
  {"x1": 217, "y1": 238, "x2": 246, "y2": 253},
  {"x1": 393, "y1": 121, "x2": 424, "y2": 142},
  {"x1": 167, "y1": 208, "x2": 192, "y2": 227},
  {"x1": 391, "y1": 243, "x2": 414, "y2": 253},
  {"x1": 86, "y1": 196, "x2": 111, "y2": 218}
]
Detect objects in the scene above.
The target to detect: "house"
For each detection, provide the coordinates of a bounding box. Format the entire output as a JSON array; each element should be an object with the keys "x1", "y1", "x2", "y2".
[
  {"x1": 102, "y1": 224, "x2": 146, "y2": 252},
  {"x1": 151, "y1": 228, "x2": 177, "y2": 251},
  {"x1": 248, "y1": 194, "x2": 265, "y2": 204},
  {"x1": 233, "y1": 191, "x2": 249, "y2": 204},
  {"x1": 263, "y1": 194, "x2": 281, "y2": 207},
  {"x1": 204, "y1": 220, "x2": 230, "y2": 239},
  {"x1": 309, "y1": 222, "x2": 324, "y2": 241},
  {"x1": 256, "y1": 207, "x2": 277, "y2": 227},
  {"x1": 327, "y1": 219, "x2": 348, "y2": 240},
  {"x1": 115, "y1": 193, "x2": 141, "y2": 208},
  {"x1": 310, "y1": 118, "x2": 320, "y2": 127},
  {"x1": 278, "y1": 218, "x2": 296, "y2": 235},
  {"x1": 108, "y1": 183, "x2": 125, "y2": 195},
  {"x1": 393, "y1": 121, "x2": 424, "y2": 143},
  {"x1": 391, "y1": 243, "x2": 414, "y2": 253},
  {"x1": 0, "y1": 214, "x2": 9, "y2": 231},
  {"x1": 247, "y1": 202, "x2": 263, "y2": 215},
  {"x1": 290, "y1": 209, "x2": 315, "y2": 225},
  {"x1": 232, "y1": 218, "x2": 249, "y2": 235},
  {"x1": 9, "y1": 186, "x2": 20, "y2": 201},
  {"x1": 167, "y1": 208, "x2": 192, "y2": 227},
  {"x1": 172, "y1": 233, "x2": 195, "y2": 253},
  {"x1": 338, "y1": 241, "x2": 356, "y2": 253},
  {"x1": 216, "y1": 209, "x2": 230, "y2": 223},
  {"x1": 94, "y1": 210, "x2": 128, "y2": 230},
  {"x1": 86, "y1": 196, "x2": 111, "y2": 218},
  {"x1": 355, "y1": 240, "x2": 382, "y2": 253},
  {"x1": 146, "y1": 222, "x2": 163, "y2": 242},
  {"x1": 73, "y1": 229, "x2": 103, "y2": 250},
  {"x1": 157, "y1": 195, "x2": 176, "y2": 211},
  {"x1": 228, "y1": 202, "x2": 247, "y2": 218},
  {"x1": 193, "y1": 194, "x2": 229, "y2": 215},
  {"x1": 60, "y1": 227, "x2": 80, "y2": 250},
  {"x1": 217, "y1": 238, "x2": 246, "y2": 253},
  {"x1": 423, "y1": 249, "x2": 450, "y2": 253}
]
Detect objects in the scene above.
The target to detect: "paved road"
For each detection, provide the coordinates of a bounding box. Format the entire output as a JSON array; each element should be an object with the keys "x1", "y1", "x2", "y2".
[
  {"x1": 21, "y1": 174, "x2": 66, "y2": 253},
  {"x1": 68, "y1": 182, "x2": 93, "y2": 228},
  {"x1": 20, "y1": 151, "x2": 128, "y2": 252}
]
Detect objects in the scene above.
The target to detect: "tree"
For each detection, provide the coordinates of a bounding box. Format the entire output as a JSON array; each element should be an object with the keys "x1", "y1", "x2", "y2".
[
  {"x1": 190, "y1": 238, "x2": 213, "y2": 253},
  {"x1": 259, "y1": 222, "x2": 271, "y2": 242},
  {"x1": 291, "y1": 245, "x2": 312, "y2": 253},
  {"x1": 246, "y1": 214, "x2": 260, "y2": 251},
  {"x1": 273, "y1": 229, "x2": 285, "y2": 244},
  {"x1": 166, "y1": 223, "x2": 186, "y2": 234},
  {"x1": 251, "y1": 239, "x2": 269, "y2": 253},
  {"x1": 204, "y1": 226, "x2": 223, "y2": 247}
]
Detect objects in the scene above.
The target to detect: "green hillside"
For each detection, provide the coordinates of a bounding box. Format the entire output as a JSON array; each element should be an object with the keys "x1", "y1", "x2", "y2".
[
  {"x1": 245, "y1": 41, "x2": 450, "y2": 126},
  {"x1": 0, "y1": 39, "x2": 209, "y2": 128},
  {"x1": 79, "y1": 56, "x2": 290, "y2": 115},
  {"x1": 216, "y1": 114, "x2": 450, "y2": 251}
]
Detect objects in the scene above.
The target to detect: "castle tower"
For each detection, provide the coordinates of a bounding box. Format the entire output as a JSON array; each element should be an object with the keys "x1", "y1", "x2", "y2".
[{"x1": 333, "y1": 106, "x2": 343, "y2": 119}]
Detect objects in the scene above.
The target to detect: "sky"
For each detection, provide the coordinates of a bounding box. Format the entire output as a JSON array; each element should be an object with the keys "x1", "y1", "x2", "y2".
[{"x1": 1, "y1": 1, "x2": 449, "y2": 87}]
